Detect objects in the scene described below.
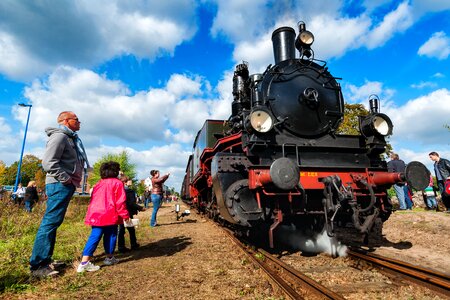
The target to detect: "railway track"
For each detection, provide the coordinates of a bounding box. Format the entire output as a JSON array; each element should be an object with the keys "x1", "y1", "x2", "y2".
[
  {"x1": 222, "y1": 227, "x2": 343, "y2": 299},
  {"x1": 348, "y1": 248, "x2": 450, "y2": 297},
  {"x1": 221, "y1": 227, "x2": 450, "y2": 299}
]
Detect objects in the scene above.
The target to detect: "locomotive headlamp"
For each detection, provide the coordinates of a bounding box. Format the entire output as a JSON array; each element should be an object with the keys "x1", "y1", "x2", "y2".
[
  {"x1": 299, "y1": 30, "x2": 314, "y2": 45},
  {"x1": 295, "y1": 21, "x2": 314, "y2": 58},
  {"x1": 250, "y1": 108, "x2": 274, "y2": 133},
  {"x1": 360, "y1": 113, "x2": 393, "y2": 137}
]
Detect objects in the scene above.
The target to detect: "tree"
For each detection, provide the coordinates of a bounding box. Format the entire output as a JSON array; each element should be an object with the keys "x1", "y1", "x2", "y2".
[
  {"x1": 336, "y1": 103, "x2": 392, "y2": 157},
  {"x1": 35, "y1": 169, "x2": 46, "y2": 190},
  {"x1": 0, "y1": 161, "x2": 6, "y2": 185},
  {"x1": 336, "y1": 103, "x2": 369, "y2": 135},
  {"x1": 0, "y1": 155, "x2": 44, "y2": 185},
  {"x1": 136, "y1": 180, "x2": 146, "y2": 196},
  {"x1": 88, "y1": 151, "x2": 137, "y2": 186}
]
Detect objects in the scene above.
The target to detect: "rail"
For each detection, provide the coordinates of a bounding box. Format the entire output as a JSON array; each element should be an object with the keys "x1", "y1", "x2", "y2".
[
  {"x1": 222, "y1": 227, "x2": 344, "y2": 299},
  {"x1": 348, "y1": 248, "x2": 450, "y2": 297}
]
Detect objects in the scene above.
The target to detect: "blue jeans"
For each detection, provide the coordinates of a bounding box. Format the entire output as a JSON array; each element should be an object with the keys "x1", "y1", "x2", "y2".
[
  {"x1": 24, "y1": 200, "x2": 33, "y2": 212},
  {"x1": 150, "y1": 194, "x2": 162, "y2": 227},
  {"x1": 82, "y1": 225, "x2": 118, "y2": 256},
  {"x1": 404, "y1": 186, "x2": 413, "y2": 209},
  {"x1": 393, "y1": 184, "x2": 406, "y2": 209},
  {"x1": 30, "y1": 182, "x2": 75, "y2": 270},
  {"x1": 426, "y1": 195, "x2": 437, "y2": 208},
  {"x1": 144, "y1": 197, "x2": 150, "y2": 208}
]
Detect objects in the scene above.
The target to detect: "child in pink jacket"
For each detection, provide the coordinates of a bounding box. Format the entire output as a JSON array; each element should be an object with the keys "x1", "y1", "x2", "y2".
[{"x1": 77, "y1": 161, "x2": 129, "y2": 273}]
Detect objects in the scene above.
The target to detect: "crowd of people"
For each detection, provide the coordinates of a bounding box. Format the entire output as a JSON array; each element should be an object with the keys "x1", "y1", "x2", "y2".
[
  {"x1": 387, "y1": 151, "x2": 450, "y2": 213},
  {"x1": 7, "y1": 110, "x2": 448, "y2": 278},
  {"x1": 27, "y1": 111, "x2": 173, "y2": 277}
]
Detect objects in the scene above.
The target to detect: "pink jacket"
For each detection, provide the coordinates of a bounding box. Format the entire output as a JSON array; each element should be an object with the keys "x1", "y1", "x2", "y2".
[{"x1": 85, "y1": 178, "x2": 129, "y2": 226}]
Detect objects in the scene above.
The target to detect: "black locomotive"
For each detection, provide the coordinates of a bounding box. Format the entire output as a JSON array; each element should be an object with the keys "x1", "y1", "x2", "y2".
[{"x1": 181, "y1": 22, "x2": 429, "y2": 249}]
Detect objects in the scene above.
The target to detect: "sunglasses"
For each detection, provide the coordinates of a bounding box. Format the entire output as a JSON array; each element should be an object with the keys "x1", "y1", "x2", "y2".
[{"x1": 66, "y1": 118, "x2": 80, "y2": 122}]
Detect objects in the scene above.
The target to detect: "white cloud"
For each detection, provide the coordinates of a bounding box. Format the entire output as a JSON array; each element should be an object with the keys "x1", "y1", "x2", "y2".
[
  {"x1": 385, "y1": 89, "x2": 450, "y2": 146},
  {"x1": 364, "y1": 1, "x2": 414, "y2": 49},
  {"x1": 344, "y1": 80, "x2": 395, "y2": 105},
  {"x1": 309, "y1": 15, "x2": 371, "y2": 59},
  {"x1": 432, "y1": 72, "x2": 445, "y2": 78},
  {"x1": 4, "y1": 67, "x2": 234, "y2": 187},
  {"x1": 16, "y1": 67, "x2": 229, "y2": 146},
  {"x1": 0, "y1": 32, "x2": 52, "y2": 80},
  {"x1": 418, "y1": 31, "x2": 450, "y2": 60},
  {"x1": 171, "y1": 99, "x2": 210, "y2": 131},
  {"x1": 410, "y1": 81, "x2": 438, "y2": 89},
  {"x1": 210, "y1": 0, "x2": 273, "y2": 43},
  {"x1": 0, "y1": 0, "x2": 198, "y2": 80},
  {"x1": 0, "y1": 117, "x2": 11, "y2": 135}
]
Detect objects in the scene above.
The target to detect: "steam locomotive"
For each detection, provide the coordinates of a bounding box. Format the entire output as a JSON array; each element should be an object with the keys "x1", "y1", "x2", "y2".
[{"x1": 181, "y1": 22, "x2": 429, "y2": 249}]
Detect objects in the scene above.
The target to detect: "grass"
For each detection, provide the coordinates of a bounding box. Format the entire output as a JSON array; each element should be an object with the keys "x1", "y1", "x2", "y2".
[{"x1": 0, "y1": 196, "x2": 90, "y2": 293}]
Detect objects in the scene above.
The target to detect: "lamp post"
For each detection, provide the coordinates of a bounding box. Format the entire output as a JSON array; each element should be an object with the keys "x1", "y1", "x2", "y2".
[{"x1": 13, "y1": 103, "x2": 32, "y2": 193}]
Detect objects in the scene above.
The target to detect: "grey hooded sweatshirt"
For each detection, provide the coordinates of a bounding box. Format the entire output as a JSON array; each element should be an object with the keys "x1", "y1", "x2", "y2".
[{"x1": 42, "y1": 127, "x2": 83, "y2": 187}]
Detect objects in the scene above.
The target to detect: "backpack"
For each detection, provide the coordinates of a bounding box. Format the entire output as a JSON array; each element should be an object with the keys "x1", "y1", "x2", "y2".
[{"x1": 445, "y1": 179, "x2": 450, "y2": 196}]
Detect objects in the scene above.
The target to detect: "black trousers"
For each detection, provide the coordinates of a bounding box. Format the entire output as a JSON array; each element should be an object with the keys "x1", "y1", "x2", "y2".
[
  {"x1": 438, "y1": 180, "x2": 450, "y2": 210},
  {"x1": 118, "y1": 224, "x2": 137, "y2": 249}
]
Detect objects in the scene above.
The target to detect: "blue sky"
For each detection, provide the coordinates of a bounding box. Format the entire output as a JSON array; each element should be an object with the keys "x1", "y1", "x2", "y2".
[{"x1": 0, "y1": 0, "x2": 449, "y2": 189}]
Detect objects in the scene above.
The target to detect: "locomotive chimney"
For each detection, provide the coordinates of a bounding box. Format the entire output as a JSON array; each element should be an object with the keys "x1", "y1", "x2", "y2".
[{"x1": 271, "y1": 27, "x2": 296, "y2": 64}]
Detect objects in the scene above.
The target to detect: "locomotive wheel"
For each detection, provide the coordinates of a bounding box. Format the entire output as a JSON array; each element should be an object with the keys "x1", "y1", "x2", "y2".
[{"x1": 224, "y1": 179, "x2": 262, "y2": 226}]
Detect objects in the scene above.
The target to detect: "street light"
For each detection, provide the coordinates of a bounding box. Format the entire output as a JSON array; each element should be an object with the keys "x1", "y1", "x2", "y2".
[{"x1": 13, "y1": 103, "x2": 32, "y2": 193}]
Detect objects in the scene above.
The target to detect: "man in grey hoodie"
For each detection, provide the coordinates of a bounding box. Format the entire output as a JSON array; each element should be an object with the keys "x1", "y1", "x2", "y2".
[{"x1": 30, "y1": 111, "x2": 89, "y2": 278}]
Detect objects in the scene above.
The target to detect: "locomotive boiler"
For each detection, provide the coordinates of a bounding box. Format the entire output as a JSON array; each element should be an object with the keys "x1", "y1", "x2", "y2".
[{"x1": 181, "y1": 22, "x2": 429, "y2": 249}]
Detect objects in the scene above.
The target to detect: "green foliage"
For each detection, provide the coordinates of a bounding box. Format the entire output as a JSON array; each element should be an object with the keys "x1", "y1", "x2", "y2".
[
  {"x1": 0, "y1": 161, "x2": 6, "y2": 184},
  {"x1": 336, "y1": 103, "x2": 369, "y2": 135},
  {"x1": 136, "y1": 180, "x2": 146, "y2": 196},
  {"x1": 88, "y1": 151, "x2": 137, "y2": 186},
  {"x1": 336, "y1": 103, "x2": 392, "y2": 157},
  {"x1": 0, "y1": 155, "x2": 44, "y2": 186}
]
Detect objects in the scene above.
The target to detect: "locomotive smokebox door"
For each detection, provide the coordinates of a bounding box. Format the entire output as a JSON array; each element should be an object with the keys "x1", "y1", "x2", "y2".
[{"x1": 270, "y1": 157, "x2": 300, "y2": 190}]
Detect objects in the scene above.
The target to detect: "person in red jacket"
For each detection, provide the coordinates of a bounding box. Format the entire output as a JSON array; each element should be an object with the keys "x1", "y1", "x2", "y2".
[{"x1": 77, "y1": 161, "x2": 129, "y2": 273}]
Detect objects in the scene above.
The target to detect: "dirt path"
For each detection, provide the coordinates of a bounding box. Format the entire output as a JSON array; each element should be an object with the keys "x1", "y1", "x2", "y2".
[
  {"x1": 374, "y1": 210, "x2": 450, "y2": 275},
  {"x1": 4, "y1": 204, "x2": 450, "y2": 299}
]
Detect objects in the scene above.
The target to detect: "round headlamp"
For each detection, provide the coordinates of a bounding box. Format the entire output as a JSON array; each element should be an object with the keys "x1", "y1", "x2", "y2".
[
  {"x1": 250, "y1": 109, "x2": 274, "y2": 133},
  {"x1": 372, "y1": 115, "x2": 391, "y2": 136},
  {"x1": 360, "y1": 113, "x2": 393, "y2": 137},
  {"x1": 299, "y1": 30, "x2": 314, "y2": 45}
]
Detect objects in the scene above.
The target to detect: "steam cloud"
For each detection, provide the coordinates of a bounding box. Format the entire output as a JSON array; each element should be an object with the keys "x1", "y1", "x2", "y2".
[{"x1": 277, "y1": 225, "x2": 348, "y2": 257}]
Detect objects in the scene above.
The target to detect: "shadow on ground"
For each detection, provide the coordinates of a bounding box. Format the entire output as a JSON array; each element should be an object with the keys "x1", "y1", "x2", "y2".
[
  {"x1": 158, "y1": 219, "x2": 197, "y2": 226},
  {"x1": 117, "y1": 235, "x2": 193, "y2": 264}
]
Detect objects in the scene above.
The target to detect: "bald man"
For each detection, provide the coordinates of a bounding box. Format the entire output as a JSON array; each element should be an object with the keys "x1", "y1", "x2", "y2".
[{"x1": 30, "y1": 111, "x2": 89, "y2": 277}]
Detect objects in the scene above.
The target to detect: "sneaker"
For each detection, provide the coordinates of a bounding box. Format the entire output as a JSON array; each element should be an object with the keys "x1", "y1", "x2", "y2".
[
  {"x1": 131, "y1": 243, "x2": 140, "y2": 250},
  {"x1": 31, "y1": 266, "x2": 59, "y2": 278},
  {"x1": 103, "y1": 257, "x2": 119, "y2": 266},
  {"x1": 77, "y1": 261, "x2": 100, "y2": 273}
]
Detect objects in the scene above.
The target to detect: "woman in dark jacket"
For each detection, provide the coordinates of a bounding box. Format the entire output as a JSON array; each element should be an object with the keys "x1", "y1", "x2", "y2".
[
  {"x1": 24, "y1": 181, "x2": 39, "y2": 212},
  {"x1": 118, "y1": 177, "x2": 145, "y2": 252},
  {"x1": 150, "y1": 170, "x2": 169, "y2": 227}
]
